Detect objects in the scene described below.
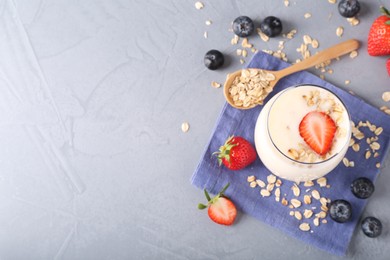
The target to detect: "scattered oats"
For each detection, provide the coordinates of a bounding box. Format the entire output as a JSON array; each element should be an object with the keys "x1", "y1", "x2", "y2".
[
  {"x1": 204, "y1": 31, "x2": 208, "y2": 39},
  {"x1": 292, "y1": 184, "x2": 301, "y2": 197},
  {"x1": 304, "y1": 195, "x2": 312, "y2": 205},
  {"x1": 328, "y1": 0, "x2": 336, "y2": 4},
  {"x1": 317, "y1": 177, "x2": 327, "y2": 187},
  {"x1": 195, "y1": 1, "x2": 204, "y2": 10},
  {"x1": 313, "y1": 217, "x2": 320, "y2": 226},
  {"x1": 370, "y1": 142, "x2": 381, "y2": 151},
  {"x1": 236, "y1": 49, "x2": 243, "y2": 56},
  {"x1": 311, "y1": 39, "x2": 319, "y2": 49},
  {"x1": 276, "y1": 179, "x2": 283, "y2": 187},
  {"x1": 376, "y1": 163, "x2": 381, "y2": 168},
  {"x1": 299, "y1": 223, "x2": 311, "y2": 231},
  {"x1": 303, "y1": 35, "x2": 312, "y2": 45},
  {"x1": 320, "y1": 74, "x2": 325, "y2": 80},
  {"x1": 289, "y1": 210, "x2": 295, "y2": 216},
  {"x1": 291, "y1": 199, "x2": 302, "y2": 208},
  {"x1": 275, "y1": 187, "x2": 281, "y2": 197},
  {"x1": 304, "y1": 209, "x2": 314, "y2": 218},
  {"x1": 352, "y1": 143, "x2": 360, "y2": 152},
  {"x1": 304, "y1": 180, "x2": 314, "y2": 187},
  {"x1": 211, "y1": 81, "x2": 221, "y2": 88},
  {"x1": 322, "y1": 219, "x2": 328, "y2": 224},
  {"x1": 205, "y1": 20, "x2": 212, "y2": 26},
  {"x1": 349, "y1": 161, "x2": 355, "y2": 167},
  {"x1": 374, "y1": 152, "x2": 380, "y2": 158},
  {"x1": 336, "y1": 26, "x2": 344, "y2": 37},
  {"x1": 247, "y1": 175, "x2": 256, "y2": 182},
  {"x1": 295, "y1": 211, "x2": 303, "y2": 220},
  {"x1": 345, "y1": 80, "x2": 351, "y2": 85},
  {"x1": 260, "y1": 189, "x2": 271, "y2": 197},
  {"x1": 181, "y1": 122, "x2": 190, "y2": 133},
  {"x1": 304, "y1": 13, "x2": 312, "y2": 19},
  {"x1": 256, "y1": 179, "x2": 266, "y2": 188},
  {"x1": 350, "y1": 51, "x2": 358, "y2": 58},
  {"x1": 267, "y1": 183, "x2": 275, "y2": 192},
  {"x1": 311, "y1": 190, "x2": 320, "y2": 200},
  {"x1": 284, "y1": 0, "x2": 289, "y2": 7},
  {"x1": 347, "y1": 17, "x2": 360, "y2": 26},
  {"x1": 267, "y1": 174, "x2": 277, "y2": 184},
  {"x1": 231, "y1": 35, "x2": 239, "y2": 45},
  {"x1": 242, "y1": 49, "x2": 248, "y2": 57},
  {"x1": 385, "y1": 109, "x2": 390, "y2": 115},
  {"x1": 257, "y1": 28, "x2": 270, "y2": 42},
  {"x1": 382, "y1": 92, "x2": 390, "y2": 102},
  {"x1": 321, "y1": 205, "x2": 329, "y2": 212},
  {"x1": 281, "y1": 197, "x2": 288, "y2": 206},
  {"x1": 250, "y1": 181, "x2": 257, "y2": 188},
  {"x1": 241, "y1": 38, "x2": 253, "y2": 48},
  {"x1": 328, "y1": 69, "x2": 334, "y2": 74},
  {"x1": 374, "y1": 127, "x2": 383, "y2": 135},
  {"x1": 343, "y1": 157, "x2": 350, "y2": 167},
  {"x1": 275, "y1": 196, "x2": 280, "y2": 202},
  {"x1": 285, "y1": 29, "x2": 297, "y2": 39},
  {"x1": 318, "y1": 211, "x2": 327, "y2": 219}
]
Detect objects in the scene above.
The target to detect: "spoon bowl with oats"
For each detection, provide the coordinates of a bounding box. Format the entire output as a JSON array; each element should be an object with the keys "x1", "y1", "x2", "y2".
[{"x1": 223, "y1": 39, "x2": 359, "y2": 109}]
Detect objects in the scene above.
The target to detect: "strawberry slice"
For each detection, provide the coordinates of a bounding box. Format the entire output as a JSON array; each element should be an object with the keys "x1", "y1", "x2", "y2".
[
  {"x1": 299, "y1": 111, "x2": 336, "y2": 155},
  {"x1": 198, "y1": 183, "x2": 237, "y2": 226}
]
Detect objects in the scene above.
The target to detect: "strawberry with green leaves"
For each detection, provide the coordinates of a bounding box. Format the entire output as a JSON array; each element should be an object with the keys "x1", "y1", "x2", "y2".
[
  {"x1": 367, "y1": 6, "x2": 390, "y2": 56},
  {"x1": 198, "y1": 183, "x2": 237, "y2": 226},
  {"x1": 214, "y1": 136, "x2": 257, "y2": 170}
]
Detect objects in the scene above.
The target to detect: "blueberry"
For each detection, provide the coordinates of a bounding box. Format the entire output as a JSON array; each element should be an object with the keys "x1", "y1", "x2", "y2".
[
  {"x1": 338, "y1": 0, "x2": 360, "y2": 18},
  {"x1": 351, "y1": 177, "x2": 375, "y2": 199},
  {"x1": 233, "y1": 16, "x2": 254, "y2": 37},
  {"x1": 361, "y1": 216, "x2": 382, "y2": 238},
  {"x1": 260, "y1": 16, "x2": 283, "y2": 37},
  {"x1": 204, "y1": 50, "x2": 224, "y2": 70},
  {"x1": 329, "y1": 199, "x2": 352, "y2": 223}
]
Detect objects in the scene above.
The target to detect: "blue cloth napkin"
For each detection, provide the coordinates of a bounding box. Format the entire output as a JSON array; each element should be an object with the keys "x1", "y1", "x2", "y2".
[{"x1": 191, "y1": 51, "x2": 390, "y2": 256}]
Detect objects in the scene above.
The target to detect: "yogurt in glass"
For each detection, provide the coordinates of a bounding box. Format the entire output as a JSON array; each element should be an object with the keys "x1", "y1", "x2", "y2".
[{"x1": 254, "y1": 84, "x2": 351, "y2": 182}]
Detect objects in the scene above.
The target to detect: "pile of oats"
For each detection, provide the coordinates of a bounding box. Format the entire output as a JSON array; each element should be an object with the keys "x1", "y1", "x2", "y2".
[{"x1": 228, "y1": 69, "x2": 276, "y2": 108}]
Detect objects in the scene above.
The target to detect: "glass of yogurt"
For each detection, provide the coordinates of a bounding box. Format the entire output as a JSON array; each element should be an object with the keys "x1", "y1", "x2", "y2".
[{"x1": 254, "y1": 84, "x2": 351, "y2": 183}]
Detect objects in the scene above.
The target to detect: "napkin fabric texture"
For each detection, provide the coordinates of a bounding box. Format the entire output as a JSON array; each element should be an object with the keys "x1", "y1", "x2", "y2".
[{"x1": 191, "y1": 51, "x2": 390, "y2": 256}]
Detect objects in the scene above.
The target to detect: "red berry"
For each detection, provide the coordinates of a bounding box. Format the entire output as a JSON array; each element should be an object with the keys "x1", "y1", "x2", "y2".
[
  {"x1": 299, "y1": 111, "x2": 337, "y2": 156},
  {"x1": 367, "y1": 7, "x2": 390, "y2": 56},
  {"x1": 198, "y1": 183, "x2": 237, "y2": 226},
  {"x1": 214, "y1": 136, "x2": 257, "y2": 170}
]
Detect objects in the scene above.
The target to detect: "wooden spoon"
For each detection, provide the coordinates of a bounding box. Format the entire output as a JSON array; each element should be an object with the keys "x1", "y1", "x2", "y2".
[{"x1": 223, "y1": 39, "x2": 359, "y2": 109}]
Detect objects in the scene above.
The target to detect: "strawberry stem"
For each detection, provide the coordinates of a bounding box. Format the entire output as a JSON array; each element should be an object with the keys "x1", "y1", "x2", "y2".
[
  {"x1": 380, "y1": 6, "x2": 390, "y2": 17},
  {"x1": 198, "y1": 203, "x2": 207, "y2": 210},
  {"x1": 219, "y1": 183, "x2": 230, "y2": 196},
  {"x1": 204, "y1": 189, "x2": 211, "y2": 201}
]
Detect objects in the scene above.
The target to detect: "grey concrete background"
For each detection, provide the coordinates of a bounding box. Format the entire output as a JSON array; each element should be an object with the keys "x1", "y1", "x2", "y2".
[{"x1": 0, "y1": 0, "x2": 389, "y2": 259}]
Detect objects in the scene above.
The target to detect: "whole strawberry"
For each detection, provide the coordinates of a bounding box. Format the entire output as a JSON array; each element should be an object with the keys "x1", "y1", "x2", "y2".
[
  {"x1": 214, "y1": 135, "x2": 257, "y2": 170},
  {"x1": 367, "y1": 6, "x2": 390, "y2": 56},
  {"x1": 198, "y1": 183, "x2": 237, "y2": 226}
]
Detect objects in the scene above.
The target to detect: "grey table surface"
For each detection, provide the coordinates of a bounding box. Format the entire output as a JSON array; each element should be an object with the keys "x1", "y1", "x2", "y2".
[{"x1": 1, "y1": 0, "x2": 389, "y2": 259}]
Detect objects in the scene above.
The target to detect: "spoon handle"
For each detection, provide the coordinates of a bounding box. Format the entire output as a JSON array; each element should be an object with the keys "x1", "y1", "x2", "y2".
[{"x1": 276, "y1": 39, "x2": 359, "y2": 78}]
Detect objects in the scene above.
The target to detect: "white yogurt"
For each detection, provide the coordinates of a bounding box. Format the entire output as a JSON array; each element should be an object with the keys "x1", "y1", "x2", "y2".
[{"x1": 254, "y1": 85, "x2": 351, "y2": 182}]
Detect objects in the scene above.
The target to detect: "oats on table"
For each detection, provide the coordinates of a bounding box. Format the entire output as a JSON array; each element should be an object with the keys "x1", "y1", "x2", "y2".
[
  {"x1": 195, "y1": 1, "x2": 204, "y2": 10},
  {"x1": 181, "y1": 122, "x2": 190, "y2": 133}
]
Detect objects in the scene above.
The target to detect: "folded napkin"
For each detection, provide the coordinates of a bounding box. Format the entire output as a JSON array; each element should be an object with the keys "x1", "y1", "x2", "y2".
[{"x1": 191, "y1": 51, "x2": 390, "y2": 255}]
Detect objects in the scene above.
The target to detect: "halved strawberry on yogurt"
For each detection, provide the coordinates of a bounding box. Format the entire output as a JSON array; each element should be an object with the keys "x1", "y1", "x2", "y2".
[{"x1": 299, "y1": 111, "x2": 337, "y2": 156}]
